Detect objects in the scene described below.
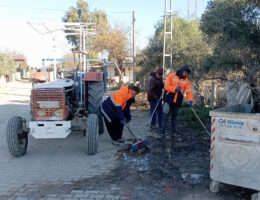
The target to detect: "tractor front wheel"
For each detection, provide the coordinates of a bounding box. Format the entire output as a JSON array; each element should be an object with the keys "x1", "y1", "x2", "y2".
[
  {"x1": 87, "y1": 114, "x2": 99, "y2": 155},
  {"x1": 7, "y1": 116, "x2": 28, "y2": 157}
]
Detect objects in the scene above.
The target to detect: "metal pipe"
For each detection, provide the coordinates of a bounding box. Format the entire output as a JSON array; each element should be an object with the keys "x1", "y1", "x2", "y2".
[{"x1": 162, "y1": 0, "x2": 167, "y2": 76}]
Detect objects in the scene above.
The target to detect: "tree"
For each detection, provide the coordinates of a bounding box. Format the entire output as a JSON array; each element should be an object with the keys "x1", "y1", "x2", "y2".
[
  {"x1": 61, "y1": 52, "x2": 75, "y2": 69},
  {"x1": 137, "y1": 16, "x2": 212, "y2": 83},
  {"x1": 3, "y1": 50, "x2": 28, "y2": 71},
  {"x1": 63, "y1": 0, "x2": 131, "y2": 84},
  {"x1": 200, "y1": 0, "x2": 260, "y2": 87},
  {"x1": 62, "y1": 0, "x2": 108, "y2": 55},
  {"x1": 94, "y1": 25, "x2": 130, "y2": 84},
  {"x1": 0, "y1": 53, "x2": 17, "y2": 76}
]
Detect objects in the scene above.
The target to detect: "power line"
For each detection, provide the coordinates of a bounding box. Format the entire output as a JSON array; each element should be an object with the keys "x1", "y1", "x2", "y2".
[
  {"x1": 108, "y1": 11, "x2": 131, "y2": 14},
  {"x1": 0, "y1": 4, "x2": 133, "y2": 17},
  {"x1": 0, "y1": 4, "x2": 66, "y2": 12}
]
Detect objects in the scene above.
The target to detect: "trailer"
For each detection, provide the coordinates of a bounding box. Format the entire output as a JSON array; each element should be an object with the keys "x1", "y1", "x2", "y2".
[{"x1": 209, "y1": 103, "x2": 260, "y2": 200}]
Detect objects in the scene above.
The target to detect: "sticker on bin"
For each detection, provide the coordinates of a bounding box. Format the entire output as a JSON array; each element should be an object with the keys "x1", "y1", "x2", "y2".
[{"x1": 219, "y1": 119, "x2": 244, "y2": 129}]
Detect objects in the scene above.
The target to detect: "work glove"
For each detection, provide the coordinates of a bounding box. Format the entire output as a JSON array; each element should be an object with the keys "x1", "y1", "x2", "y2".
[
  {"x1": 120, "y1": 119, "x2": 125, "y2": 125},
  {"x1": 188, "y1": 101, "x2": 192, "y2": 107},
  {"x1": 175, "y1": 86, "x2": 181, "y2": 91}
]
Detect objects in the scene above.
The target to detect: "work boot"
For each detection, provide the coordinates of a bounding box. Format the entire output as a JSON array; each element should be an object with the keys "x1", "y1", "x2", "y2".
[
  {"x1": 111, "y1": 140, "x2": 120, "y2": 146},
  {"x1": 117, "y1": 138, "x2": 125, "y2": 143}
]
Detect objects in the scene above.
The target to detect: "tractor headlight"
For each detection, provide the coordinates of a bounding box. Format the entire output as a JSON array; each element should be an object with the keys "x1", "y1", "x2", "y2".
[
  {"x1": 55, "y1": 110, "x2": 62, "y2": 117},
  {"x1": 37, "y1": 110, "x2": 44, "y2": 117}
]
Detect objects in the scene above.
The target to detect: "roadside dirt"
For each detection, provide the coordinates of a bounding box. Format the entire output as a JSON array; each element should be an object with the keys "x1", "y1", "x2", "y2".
[
  {"x1": 1, "y1": 87, "x2": 256, "y2": 200},
  {"x1": 23, "y1": 92, "x2": 255, "y2": 200}
]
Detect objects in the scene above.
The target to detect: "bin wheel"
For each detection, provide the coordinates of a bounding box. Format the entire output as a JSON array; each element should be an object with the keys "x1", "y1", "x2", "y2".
[
  {"x1": 87, "y1": 114, "x2": 99, "y2": 155},
  {"x1": 7, "y1": 116, "x2": 28, "y2": 157},
  {"x1": 210, "y1": 180, "x2": 220, "y2": 194},
  {"x1": 251, "y1": 192, "x2": 260, "y2": 200}
]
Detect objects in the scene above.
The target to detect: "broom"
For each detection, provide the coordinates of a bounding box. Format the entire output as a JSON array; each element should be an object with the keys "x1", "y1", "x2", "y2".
[
  {"x1": 125, "y1": 122, "x2": 148, "y2": 152},
  {"x1": 103, "y1": 101, "x2": 148, "y2": 151}
]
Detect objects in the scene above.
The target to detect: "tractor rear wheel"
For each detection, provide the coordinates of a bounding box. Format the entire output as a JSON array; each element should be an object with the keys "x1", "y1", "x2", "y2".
[
  {"x1": 88, "y1": 81, "x2": 104, "y2": 134},
  {"x1": 87, "y1": 114, "x2": 99, "y2": 155},
  {"x1": 7, "y1": 116, "x2": 28, "y2": 157}
]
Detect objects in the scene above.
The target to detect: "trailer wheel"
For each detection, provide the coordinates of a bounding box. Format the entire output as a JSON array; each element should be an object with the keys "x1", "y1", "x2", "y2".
[
  {"x1": 88, "y1": 81, "x2": 104, "y2": 134},
  {"x1": 7, "y1": 116, "x2": 28, "y2": 157},
  {"x1": 210, "y1": 180, "x2": 220, "y2": 194},
  {"x1": 87, "y1": 114, "x2": 99, "y2": 155},
  {"x1": 252, "y1": 193, "x2": 260, "y2": 200}
]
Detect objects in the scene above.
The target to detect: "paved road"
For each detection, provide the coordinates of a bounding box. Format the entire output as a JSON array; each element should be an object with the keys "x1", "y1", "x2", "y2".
[
  {"x1": 0, "y1": 81, "x2": 254, "y2": 200},
  {"x1": 0, "y1": 81, "x2": 121, "y2": 199}
]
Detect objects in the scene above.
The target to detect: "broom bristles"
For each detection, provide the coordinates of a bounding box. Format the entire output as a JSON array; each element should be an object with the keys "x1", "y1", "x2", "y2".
[{"x1": 131, "y1": 139, "x2": 148, "y2": 152}]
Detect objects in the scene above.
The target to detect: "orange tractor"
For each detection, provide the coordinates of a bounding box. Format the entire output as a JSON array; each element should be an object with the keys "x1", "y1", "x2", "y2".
[{"x1": 7, "y1": 60, "x2": 107, "y2": 157}]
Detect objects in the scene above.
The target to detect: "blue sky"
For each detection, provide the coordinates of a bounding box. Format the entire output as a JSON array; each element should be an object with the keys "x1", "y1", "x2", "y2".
[{"x1": 0, "y1": 0, "x2": 208, "y2": 67}]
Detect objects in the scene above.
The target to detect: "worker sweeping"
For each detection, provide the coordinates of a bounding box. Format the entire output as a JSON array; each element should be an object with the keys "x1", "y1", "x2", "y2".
[
  {"x1": 159, "y1": 65, "x2": 193, "y2": 140},
  {"x1": 147, "y1": 68, "x2": 164, "y2": 130},
  {"x1": 101, "y1": 84, "x2": 140, "y2": 146}
]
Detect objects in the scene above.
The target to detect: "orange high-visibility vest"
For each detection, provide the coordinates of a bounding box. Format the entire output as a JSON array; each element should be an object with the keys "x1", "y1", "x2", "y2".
[
  {"x1": 164, "y1": 73, "x2": 193, "y2": 103},
  {"x1": 110, "y1": 86, "x2": 133, "y2": 110}
]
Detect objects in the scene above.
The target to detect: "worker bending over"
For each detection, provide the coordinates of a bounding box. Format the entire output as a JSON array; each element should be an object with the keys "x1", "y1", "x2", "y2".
[
  {"x1": 160, "y1": 66, "x2": 193, "y2": 139},
  {"x1": 101, "y1": 85, "x2": 140, "y2": 146}
]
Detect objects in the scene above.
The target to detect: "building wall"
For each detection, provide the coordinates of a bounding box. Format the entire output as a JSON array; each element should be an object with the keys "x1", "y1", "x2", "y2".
[
  {"x1": 0, "y1": 75, "x2": 6, "y2": 83},
  {"x1": 107, "y1": 66, "x2": 133, "y2": 83}
]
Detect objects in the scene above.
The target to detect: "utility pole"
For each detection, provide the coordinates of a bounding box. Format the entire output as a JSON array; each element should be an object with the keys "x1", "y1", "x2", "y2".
[
  {"x1": 163, "y1": 0, "x2": 173, "y2": 74},
  {"x1": 52, "y1": 36, "x2": 57, "y2": 80},
  {"x1": 188, "y1": 0, "x2": 190, "y2": 21},
  {"x1": 83, "y1": 30, "x2": 86, "y2": 71},
  {"x1": 133, "y1": 11, "x2": 136, "y2": 83},
  {"x1": 195, "y1": 0, "x2": 197, "y2": 20}
]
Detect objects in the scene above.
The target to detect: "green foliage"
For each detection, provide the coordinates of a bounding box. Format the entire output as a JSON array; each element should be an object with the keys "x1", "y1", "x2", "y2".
[
  {"x1": 200, "y1": 0, "x2": 260, "y2": 85},
  {"x1": 178, "y1": 104, "x2": 210, "y2": 128},
  {"x1": 62, "y1": 0, "x2": 108, "y2": 51},
  {"x1": 136, "y1": 15, "x2": 212, "y2": 81},
  {"x1": 0, "y1": 53, "x2": 17, "y2": 76}
]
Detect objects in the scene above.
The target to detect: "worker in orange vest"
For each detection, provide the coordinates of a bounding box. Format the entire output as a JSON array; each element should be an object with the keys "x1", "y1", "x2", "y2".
[
  {"x1": 101, "y1": 85, "x2": 140, "y2": 146},
  {"x1": 159, "y1": 66, "x2": 193, "y2": 139}
]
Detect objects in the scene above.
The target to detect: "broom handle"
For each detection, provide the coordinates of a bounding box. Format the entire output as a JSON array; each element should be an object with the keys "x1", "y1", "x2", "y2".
[
  {"x1": 125, "y1": 123, "x2": 137, "y2": 140},
  {"x1": 149, "y1": 92, "x2": 163, "y2": 123},
  {"x1": 190, "y1": 107, "x2": 211, "y2": 137},
  {"x1": 179, "y1": 90, "x2": 210, "y2": 137}
]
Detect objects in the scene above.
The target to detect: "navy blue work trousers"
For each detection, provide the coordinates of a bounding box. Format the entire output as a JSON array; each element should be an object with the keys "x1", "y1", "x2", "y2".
[
  {"x1": 161, "y1": 103, "x2": 179, "y2": 135},
  {"x1": 149, "y1": 101, "x2": 163, "y2": 128}
]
